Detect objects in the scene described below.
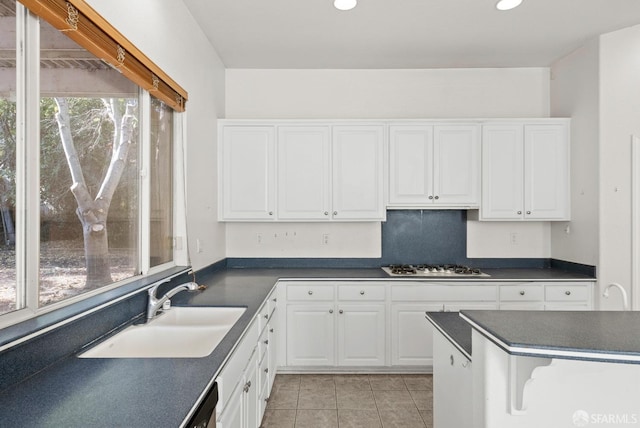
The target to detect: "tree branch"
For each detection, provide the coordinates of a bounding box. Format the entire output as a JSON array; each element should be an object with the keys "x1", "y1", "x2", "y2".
[{"x1": 96, "y1": 101, "x2": 137, "y2": 204}]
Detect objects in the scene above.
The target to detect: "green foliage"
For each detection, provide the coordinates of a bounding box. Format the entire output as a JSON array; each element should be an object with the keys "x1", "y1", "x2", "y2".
[{"x1": 0, "y1": 97, "x2": 139, "y2": 221}]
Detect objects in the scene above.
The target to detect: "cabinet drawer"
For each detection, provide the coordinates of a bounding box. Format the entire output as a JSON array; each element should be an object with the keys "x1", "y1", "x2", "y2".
[
  {"x1": 287, "y1": 283, "x2": 334, "y2": 301},
  {"x1": 499, "y1": 284, "x2": 543, "y2": 301},
  {"x1": 545, "y1": 284, "x2": 590, "y2": 302},
  {"x1": 391, "y1": 284, "x2": 497, "y2": 302},
  {"x1": 338, "y1": 284, "x2": 386, "y2": 301}
]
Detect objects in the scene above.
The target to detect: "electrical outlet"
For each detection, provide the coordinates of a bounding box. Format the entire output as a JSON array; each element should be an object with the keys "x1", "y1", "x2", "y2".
[
  {"x1": 323, "y1": 233, "x2": 329, "y2": 245},
  {"x1": 509, "y1": 232, "x2": 518, "y2": 245},
  {"x1": 196, "y1": 238, "x2": 203, "y2": 253},
  {"x1": 257, "y1": 233, "x2": 262, "y2": 244}
]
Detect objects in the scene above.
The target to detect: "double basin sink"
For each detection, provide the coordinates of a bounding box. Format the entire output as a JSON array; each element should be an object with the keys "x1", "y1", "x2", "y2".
[{"x1": 80, "y1": 307, "x2": 246, "y2": 358}]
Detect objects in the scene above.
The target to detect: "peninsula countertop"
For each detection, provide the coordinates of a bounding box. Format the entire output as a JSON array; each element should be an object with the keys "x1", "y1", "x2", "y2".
[{"x1": 461, "y1": 310, "x2": 640, "y2": 364}]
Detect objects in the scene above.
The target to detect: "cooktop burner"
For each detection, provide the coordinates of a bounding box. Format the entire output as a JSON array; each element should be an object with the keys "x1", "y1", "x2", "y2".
[{"x1": 383, "y1": 264, "x2": 490, "y2": 277}]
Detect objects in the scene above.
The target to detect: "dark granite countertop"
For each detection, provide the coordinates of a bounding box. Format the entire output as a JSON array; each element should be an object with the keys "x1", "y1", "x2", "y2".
[
  {"x1": 0, "y1": 267, "x2": 597, "y2": 428},
  {"x1": 460, "y1": 310, "x2": 640, "y2": 364},
  {"x1": 425, "y1": 312, "x2": 472, "y2": 360}
]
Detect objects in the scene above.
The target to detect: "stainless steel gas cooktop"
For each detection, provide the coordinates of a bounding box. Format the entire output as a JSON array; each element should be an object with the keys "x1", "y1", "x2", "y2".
[{"x1": 382, "y1": 264, "x2": 490, "y2": 278}]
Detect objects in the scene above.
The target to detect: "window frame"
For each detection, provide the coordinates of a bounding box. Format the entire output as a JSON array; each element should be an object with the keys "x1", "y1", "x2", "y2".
[{"x1": 0, "y1": 4, "x2": 188, "y2": 329}]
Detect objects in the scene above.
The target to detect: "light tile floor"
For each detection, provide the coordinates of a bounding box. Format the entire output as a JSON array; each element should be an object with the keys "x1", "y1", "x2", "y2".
[{"x1": 260, "y1": 374, "x2": 433, "y2": 428}]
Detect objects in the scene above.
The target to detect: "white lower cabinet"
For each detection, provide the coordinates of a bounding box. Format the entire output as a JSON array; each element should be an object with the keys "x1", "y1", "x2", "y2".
[
  {"x1": 391, "y1": 304, "x2": 442, "y2": 366},
  {"x1": 286, "y1": 304, "x2": 335, "y2": 366},
  {"x1": 284, "y1": 282, "x2": 387, "y2": 367},
  {"x1": 337, "y1": 304, "x2": 385, "y2": 366},
  {"x1": 217, "y1": 289, "x2": 278, "y2": 428},
  {"x1": 433, "y1": 329, "x2": 472, "y2": 428}
]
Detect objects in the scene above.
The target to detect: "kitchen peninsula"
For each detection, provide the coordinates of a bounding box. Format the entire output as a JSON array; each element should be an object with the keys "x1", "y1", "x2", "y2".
[{"x1": 428, "y1": 311, "x2": 640, "y2": 428}]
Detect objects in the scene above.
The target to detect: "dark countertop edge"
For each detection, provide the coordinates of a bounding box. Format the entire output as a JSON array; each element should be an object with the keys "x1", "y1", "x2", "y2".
[
  {"x1": 459, "y1": 312, "x2": 640, "y2": 365},
  {"x1": 425, "y1": 313, "x2": 472, "y2": 361}
]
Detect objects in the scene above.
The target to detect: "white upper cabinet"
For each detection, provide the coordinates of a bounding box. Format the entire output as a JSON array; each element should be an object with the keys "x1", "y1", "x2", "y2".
[
  {"x1": 220, "y1": 122, "x2": 385, "y2": 222},
  {"x1": 221, "y1": 126, "x2": 276, "y2": 220},
  {"x1": 524, "y1": 125, "x2": 570, "y2": 220},
  {"x1": 332, "y1": 125, "x2": 386, "y2": 220},
  {"x1": 389, "y1": 124, "x2": 480, "y2": 207},
  {"x1": 277, "y1": 126, "x2": 331, "y2": 220},
  {"x1": 481, "y1": 121, "x2": 570, "y2": 221}
]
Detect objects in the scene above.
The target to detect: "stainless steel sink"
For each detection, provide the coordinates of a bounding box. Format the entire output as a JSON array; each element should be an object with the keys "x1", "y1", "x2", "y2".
[{"x1": 79, "y1": 307, "x2": 246, "y2": 358}]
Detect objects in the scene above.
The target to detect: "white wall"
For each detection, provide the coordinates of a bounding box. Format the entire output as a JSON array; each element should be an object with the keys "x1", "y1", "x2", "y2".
[
  {"x1": 225, "y1": 68, "x2": 552, "y2": 258},
  {"x1": 550, "y1": 39, "x2": 600, "y2": 267},
  {"x1": 598, "y1": 24, "x2": 640, "y2": 309},
  {"x1": 86, "y1": 0, "x2": 226, "y2": 270},
  {"x1": 550, "y1": 24, "x2": 640, "y2": 310}
]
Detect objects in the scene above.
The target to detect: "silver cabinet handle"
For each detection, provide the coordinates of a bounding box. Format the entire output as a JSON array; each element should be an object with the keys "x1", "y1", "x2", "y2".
[
  {"x1": 565, "y1": 291, "x2": 571, "y2": 296},
  {"x1": 339, "y1": 309, "x2": 344, "y2": 314},
  {"x1": 324, "y1": 211, "x2": 329, "y2": 216},
  {"x1": 243, "y1": 381, "x2": 251, "y2": 393},
  {"x1": 269, "y1": 211, "x2": 273, "y2": 216},
  {"x1": 273, "y1": 297, "x2": 277, "y2": 302},
  {"x1": 520, "y1": 291, "x2": 525, "y2": 296},
  {"x1": 308, "y1": 290, "x2": 313, "y2": 295},
  {"x1": 526, "y1": 211, "x2": 531, "y2": 215},
  {"x1": 360, "y1": 290, "x2": 365, "y2": 295},
  {"x1": 265, "y1": 368, "x2": 269, "y2": 373},
  {"x1": 434, "y1": 196, "x2": 439, "y2": 200},
  {"x1": 329, "y1": 309, "x2": 333, "y2": 314},
  {"x1": 264, "y1": 314, "x2": 269, "y2": 319},
  {"x1": 270, "y1": 328, "x2": 274, "y2": 333},
  {"x1": 264, "y1": 339, "x2": 269, "y2": 345},
  {"x1": 333, "y1": 211, "x2": 338, "y2": 216},
  {"x1": 517, "y1": 211, "x2": 522, "y2": 215},
  {"x1": 428, "y1": 195, "x2": 434, "y2": 200},
  {"x1": 450, "y1": 355, "x2": 454, "y2": 366}
]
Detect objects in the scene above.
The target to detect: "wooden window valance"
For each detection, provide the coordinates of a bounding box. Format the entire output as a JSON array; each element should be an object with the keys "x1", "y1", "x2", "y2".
[{"x1": 18, "y1": 0, "x2": 188, "y2": 111}]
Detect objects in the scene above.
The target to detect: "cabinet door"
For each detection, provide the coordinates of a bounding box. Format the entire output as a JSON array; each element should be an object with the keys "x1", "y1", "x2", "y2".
[
  {"x1": 337, "y1": 304, "x2": 385, "y2": 366},
  {"x1": 332, "y1": 126, "x2": 385, "y2": 220},
  {"x1": 243, "y1": 352, "x2": 259, "y2": 428},
  {"x1": 222, "y1": 126, "x2": 275, "y2": 220},
  {"x1": 217, "y1": 383, "x2": 242, "y2": 428},
  {"x1": 267, "y1": 321, "x2": 278, "y2": 392},
  {"x1": 433, "y1": 330, "x2": 472, "y2": 428},
  {"x1": 389, "y1": 126, "x2": 434, "y2": 205},
  {"x1": 481, "y1": 125, "x2": 524, "y2": 220},
  {"x1": 286, "y1": 304, "x2": 335, "y2": 366},
  {"x1": 433, "y1": 125, "x2": 480, "y2": 206},
  {"x1": 391, "y1": 304, "x2": 443, "y2": 366},
  {"x1": 277, "y1": 126, "x2": 331, "y2": 220},
  {"x1": 524, "y1": 124, "x2": 569, "y2": 220}
]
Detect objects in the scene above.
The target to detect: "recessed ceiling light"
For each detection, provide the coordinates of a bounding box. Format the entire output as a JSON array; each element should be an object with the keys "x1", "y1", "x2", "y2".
[
  {"x1": 334, "y1": 0, "x2": 357, "y2": 11},
  {"x1": 496, "y1": 0, "x2": 523, "y2": 11}
]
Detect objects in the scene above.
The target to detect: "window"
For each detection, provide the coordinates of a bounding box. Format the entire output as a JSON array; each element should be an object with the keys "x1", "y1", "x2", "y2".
[
  {"x1": 0, "y1": 2, "x2": 188, "y2": 325},
  {"x1": 0, "y1": 0, "x2": 17, "y2": 316},
  {"x1": 149, "y1": 97, "x2": 174, "y2": 268}
]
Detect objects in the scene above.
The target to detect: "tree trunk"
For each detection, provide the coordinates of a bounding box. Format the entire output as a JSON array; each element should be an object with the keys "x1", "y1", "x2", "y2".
[{"x1": 54, "y1": 98, "x2": 136, "y2": 288}]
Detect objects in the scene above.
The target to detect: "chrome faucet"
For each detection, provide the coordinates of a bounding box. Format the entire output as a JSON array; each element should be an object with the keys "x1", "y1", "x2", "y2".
[
  {"x1": 147, "y1": 281, "x2": 199, "y2": 321},
  {"x1": 603, "y1": 282, "x2": 630, "y2": 311}
]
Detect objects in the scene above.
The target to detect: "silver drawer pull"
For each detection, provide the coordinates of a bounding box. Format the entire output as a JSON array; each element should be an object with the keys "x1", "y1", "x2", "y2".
[
  {"x1": 339, "y1": 309, "x2": 344, "y2": 314},
  {"x1": 360, "y1": 290, "x2": 365, "y2": 295},
  {"x1": 308, "y1": 290, "x2": 313, "y2": 295},
  {"x1": 450, "y1": 355, "x2": 454, "y2": 366},
  {"x1": 329, "y1": 309, "x2": 333, "y2": 314},
  {"x1": 270, "y1": 328, "x2": 274, "y2": 333},
  {"x1": 519, "y1": 291, "x2": 525, "y2": 296},
  {"x1": 265, "y1": 368, "x2": 269, "y2": 373},
  {"x1": 264, "y1": 339, "x2": 269, "y2": 345},
  {"x1": 264, "y1": 314, "x2": 269, "y2": 319},
  {"x1": 565, "y1": 291, "x2": 571, "y2": 296}
]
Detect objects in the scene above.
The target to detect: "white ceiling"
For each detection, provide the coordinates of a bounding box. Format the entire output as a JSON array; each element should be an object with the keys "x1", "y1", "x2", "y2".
[{"x1": 182, "y1": 0, "x2": 640, "y2": 69}]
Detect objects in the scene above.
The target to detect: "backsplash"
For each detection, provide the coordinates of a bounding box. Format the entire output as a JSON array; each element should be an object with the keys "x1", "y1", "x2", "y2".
[{"x1": 381, "y1": 210, "x2": 467, "y2": 265}]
